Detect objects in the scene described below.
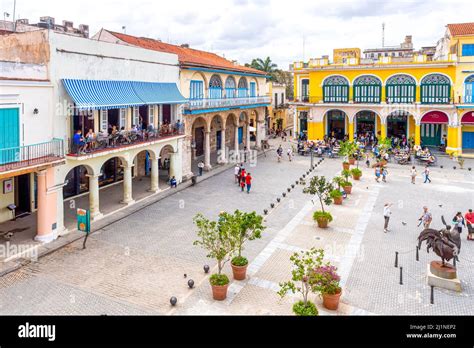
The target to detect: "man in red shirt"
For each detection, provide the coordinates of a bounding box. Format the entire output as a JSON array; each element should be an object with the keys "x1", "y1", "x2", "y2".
[
  {"x1": 245, "y1": 173, "x2": 252, "y2": 194},
  {"x1": 465, "y1": 209, "x2": 474, "y2": 240}
]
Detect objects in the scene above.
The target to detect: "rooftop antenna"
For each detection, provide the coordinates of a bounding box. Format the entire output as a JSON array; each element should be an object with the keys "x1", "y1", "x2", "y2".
[
  {"x1": 303, "y1": 35, "x2": 306, "y2": 61},
  {"x1": 382, "y1": 22, "x2": 385, "y2": 47},
  {"x1": 12, "y1": 0, "x2": 16, "y2": 32},
  {"x1": 122, "y1": 26, "x2": 126, "y2": 34}
]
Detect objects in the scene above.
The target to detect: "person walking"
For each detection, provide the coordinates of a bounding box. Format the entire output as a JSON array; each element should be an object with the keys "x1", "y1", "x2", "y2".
[
  {"x1": 277, "y1": 145, "x2": 283, "y2": 162},
  {"x1": 245, "y1": 172, "x2": 252, "y2": 194},
  {"x1": 419, "y1": 206, "x2": 432, "y2": 229},
  {"x1": 465, "y1": 209, "x2": 474, "y2": 240},
  {"x1": 375, "y1": 166, "x2": 381, "y2": 183},
  {"x1": 234, "y1": 164, "x2": 240, "y2": 184},
  {"x1": 197, "y1": 161, "x2": 205, "y2": 176},
  {"x1": 287, "y1": 147, "x2": 293, "y2": 162},
  {"x1": 423, "y1": 165, "x2": 431, "y2": 183},
  {"x1": 452, "y1": 212, "x2": 465, "y2": 234},
  {"x1": 382, "y1": 167, "x2": 388, "y2": 183},
  {"x1": 240, "y1": 175, "x2": 246, "y2": 192},
  {"x1": 410, "y1": 166, "x2": 417, "y2": 184},
  {"x1": 383, "y1": 203, "x2": 392, "y2": 233}
]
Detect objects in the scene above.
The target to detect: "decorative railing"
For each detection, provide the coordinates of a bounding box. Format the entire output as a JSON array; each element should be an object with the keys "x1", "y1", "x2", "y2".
[
  {"x1": 67, "y1": 126, "x2": 185, "y2": 157},
  {"x1": 0, "y1": 139, "x2": 65, "y2": 172},
  {"x1": 184, "y1": 96, "x2": 271, "y2": 110},
  {"x1": 291, "y1": 95, "x2": 453, "y2": 105}
]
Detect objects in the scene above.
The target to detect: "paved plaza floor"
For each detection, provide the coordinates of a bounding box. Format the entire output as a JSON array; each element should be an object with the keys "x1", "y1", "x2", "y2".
[{"x1": 0, "y1": 141, "x2": 473, "y2": 315}]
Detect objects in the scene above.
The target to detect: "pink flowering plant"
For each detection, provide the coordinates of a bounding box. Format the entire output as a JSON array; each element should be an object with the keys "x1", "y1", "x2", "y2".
[{"x1": 311, "y1": 264, "x2": 341, "y2": 295}]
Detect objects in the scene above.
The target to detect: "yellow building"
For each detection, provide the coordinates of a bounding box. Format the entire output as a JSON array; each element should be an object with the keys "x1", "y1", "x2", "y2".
[
  {"x1": 267, "y1": 82, "x2": 292, "y2": 135},
  {"x1": 291, "y1": 22, "x2": 474, "y2": 156}
]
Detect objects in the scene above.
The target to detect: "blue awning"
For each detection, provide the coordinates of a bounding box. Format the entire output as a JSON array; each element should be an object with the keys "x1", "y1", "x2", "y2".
[
  {"x1": 131, "y1": 82, "x2": 186, "y2": 105},
  {"x1": 62, "y1": 79, "x2": 185, "y2": 110}
]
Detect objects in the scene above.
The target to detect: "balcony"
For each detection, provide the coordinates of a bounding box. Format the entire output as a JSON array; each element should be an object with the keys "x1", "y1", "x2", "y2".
[
  {"x1": 67, "y1": 127, "x2": 185, "y2": 158},
  {"x1": 291, "y1": 95, "x2": 454, "y2": 105},
  {"x1": 0, "y1": 139, "x2": 65, "y2": 173},
  {"x1": 183, "y1": 96, "x2": 271, "y2": 114}
]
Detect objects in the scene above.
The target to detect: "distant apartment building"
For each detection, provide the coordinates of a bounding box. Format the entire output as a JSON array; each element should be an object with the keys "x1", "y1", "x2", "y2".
[{"x1": 363, "y1": 35, "x2": 414, "y2": 61}]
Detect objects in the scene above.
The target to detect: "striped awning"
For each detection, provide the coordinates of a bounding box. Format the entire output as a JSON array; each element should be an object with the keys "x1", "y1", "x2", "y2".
[{"x1": 62, "y1": 79, "x2": 185, "y2": 110}]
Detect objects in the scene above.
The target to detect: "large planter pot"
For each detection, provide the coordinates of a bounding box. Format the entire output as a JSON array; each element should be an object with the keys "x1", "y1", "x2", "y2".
[
  {"x1": 231, "y1": 263, "x2": 248, "y2": 281},
  {"x1": 211, "y1": 283, "x2": 229, "y2": 301},
  {"x1": 333, "y1": 196, "x2": 343, "y2": 205},
  {"x1": 322, "y1": 290, "x2": 342, "y2": 310},
  {"x1": 343, "y1": 185, "x2": 352, "y2": 194},
  {"x1": 342, "y1": 163, "x2": 350, "y2": 171},
  {"x1": 316, "y1": 217, "x2": 329, "y2": 228},
  {"x1": 348, "y1": 158, "x2": 356, "y2": 165},
  {"x1": 352, "y1": 174, "x2": 361, "y2": 181}
]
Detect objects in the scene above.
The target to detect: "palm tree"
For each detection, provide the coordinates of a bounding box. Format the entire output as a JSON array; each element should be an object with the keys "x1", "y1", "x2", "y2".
[{"x1": 246, "y1": 57, "x2": 278, "y2": 80}]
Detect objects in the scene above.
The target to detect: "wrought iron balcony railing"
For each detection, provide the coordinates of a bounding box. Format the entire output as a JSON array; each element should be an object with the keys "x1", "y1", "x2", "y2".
[
  {"x1": 291, "y1": 95, "x2": 453, "y2": 105},
  {"x1": 184, "y1": 96, "x2": 271, "y2": 111},
  {"x1": 0, "y1": 139, "x2": 65, "y2": 172}
]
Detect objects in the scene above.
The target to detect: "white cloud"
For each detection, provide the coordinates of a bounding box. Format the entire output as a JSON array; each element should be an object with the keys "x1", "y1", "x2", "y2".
[{"x1": 3, "y1": 0, "x2": 474, "y2": 69}]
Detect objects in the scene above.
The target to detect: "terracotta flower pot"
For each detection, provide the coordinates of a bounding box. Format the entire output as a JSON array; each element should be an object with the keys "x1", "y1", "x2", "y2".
[
  {"x1": 231, "y1": 263, "x2": 248, "y2": 281},
  {"x1": 322, "y1": 290, "x2": 342, "y2": 310},
  {"x1": 342, "y1": 163, "x2": 350, "y2": 171},
  {"x1": 211, "y1": 283, "x2": 229, "y2": 301},
  {"x1": 316, "y1": 217, "x2": 329, "y2": 228},
  {"x1": 352, "y1": 174, "x2": 361, "y2": 181},
  {"x1": 343, "y1": 185, "x2": 352, "y2": 194},
  {"x1": 333, "y1": 196, "x2": 343, "y2": 205},
  {"x1": 348, "y1": 158, "x2": 356, "y2": 165}
]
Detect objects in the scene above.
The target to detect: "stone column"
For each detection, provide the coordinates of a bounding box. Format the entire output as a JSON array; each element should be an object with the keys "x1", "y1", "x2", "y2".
[
  {"x1": 414, "y1": 124, "x2": 421, "y2": 147},
  {"x1": 219, "y1": 128, "x2": 227, "y2": 163},
  {"x1": 149, "y1": 158, "x2": 160, "y2": 193},
  {"x1": 246, "y1": 123, "x2": 251, "y2": 150},
  {"x1": 380, "y1": 123, "x2": 387, "y2": 140},
  {"x1": 35, "y1": 168, "x2": 58, "y2": 243},
  {"x1": 169, "y1": 150, "x2": 183, "y2": 184},
  {"x1": 256, "y1": 120, "x2": 264, "y2": 150},
  {"x1": 121, "y1": 164, "x2": 135, "y2": 205},
  {"x1": 348, "y1": 121, "x2": 354, "y2": 141},
  {"x1": 87, "y1": 173, "x2": 103, "y2": 220},
  {"x1": 204, "y1": 130, "x2": 212, "y2": 170}
]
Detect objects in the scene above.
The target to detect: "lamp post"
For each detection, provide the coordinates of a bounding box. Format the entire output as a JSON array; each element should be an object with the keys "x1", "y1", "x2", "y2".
[{"x1": 310, "y1": 146, "x2": 314, "y2": 169}]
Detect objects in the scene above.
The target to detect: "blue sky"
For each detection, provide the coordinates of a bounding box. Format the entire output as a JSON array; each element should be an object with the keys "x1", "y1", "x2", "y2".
[{"x1": 2, "y1": 0, "x2": 473, "y2": 69}]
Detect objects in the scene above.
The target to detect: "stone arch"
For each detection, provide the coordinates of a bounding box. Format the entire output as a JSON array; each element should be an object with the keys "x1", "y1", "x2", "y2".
[
  {"x1": 353, "y1": 109, "x2": 383, "y2": 137},
  {"x1": 62, "y1": 163, "x2": 95, "y2": 199},
  {"x1": 323, "y1": 109, "x2": 349, "y2": 139}
]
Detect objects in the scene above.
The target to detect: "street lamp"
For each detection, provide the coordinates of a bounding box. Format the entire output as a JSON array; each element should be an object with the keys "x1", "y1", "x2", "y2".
[{"x1": 310, "y1": 146, "x2": 314, "y2": 169}]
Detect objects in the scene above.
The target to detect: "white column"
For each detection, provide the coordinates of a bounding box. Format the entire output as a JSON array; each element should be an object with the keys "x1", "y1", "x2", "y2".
[
  {"x1": 219, "y1": 128, "x2": 227, "y2": 163},
  {"x1": 149, "y1": 158, "x2": 159, "y2": 192},
  {"x1": 87, "y1": 173, "x2": 103, "y2": 220},
  {"x1": 204, "y1": 130, "x2": 212, "y2": 170},
  {"x1": 246, "y1": 123, "x2": 251, "y2": 150},
  {"x1": 121, "y1": 164, "x2": 135, "y2": 205},
  {"x1": 256, "y1": 120, "x2": 264, "y2": 150},
  {"x1": 169, "y1": 149, "x2": 183, "y2": 184}
]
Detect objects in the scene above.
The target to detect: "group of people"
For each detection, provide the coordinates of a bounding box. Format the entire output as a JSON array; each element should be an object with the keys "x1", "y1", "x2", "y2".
[
  {"x1": 276, "y1": 145, "x2": 293, "y2": 162},
  {"x1": 234, "y1": 164, "x2": 253, "y2": 194},
  {"x1": 383, "y1": 205, "x2": 474, "y2": 239}
]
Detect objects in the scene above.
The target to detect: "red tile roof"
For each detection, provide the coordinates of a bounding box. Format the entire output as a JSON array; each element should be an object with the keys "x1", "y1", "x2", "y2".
[
  {"x1": 447, "y1": 22, "x2": 474, "y2": 37},
  {"x1": 108, "y1": 30, "x2": 267, "y2": 76}
]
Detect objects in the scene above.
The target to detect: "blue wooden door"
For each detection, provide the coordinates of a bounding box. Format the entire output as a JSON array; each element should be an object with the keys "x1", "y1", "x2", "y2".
[
  {"x1": 0, "y1": 108, "x2": 20, "y2": 165},
  {"x1": 250, "y1": 82, "x2": 256, "y2": 97},
  {"x1": 238, "y1": 127, "x2": 243, "y2": 144},
  {"x1": 462, "y1": 132, "x2": 474, "y2": 149},
  {"x1": 216, "y1": 131, "x2": 222, "y2": 150}
]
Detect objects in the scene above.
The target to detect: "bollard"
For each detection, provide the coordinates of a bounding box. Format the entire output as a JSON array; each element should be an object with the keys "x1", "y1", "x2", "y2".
[
  {"x1": 399, "y1": 267, "x2": 403, "y2": 285},
  {"x1": 430, "y1": 286, "x2": 434, "y2": 304},
  {"x1": 395, "y1": 251, "x2": 399, "y2": 268},
  {"x1": 416, "y1": 246, "x2": 419, "y2": 262},
  {"x1": 453, "y1": 256, "x2": 457, "y2": 268}
]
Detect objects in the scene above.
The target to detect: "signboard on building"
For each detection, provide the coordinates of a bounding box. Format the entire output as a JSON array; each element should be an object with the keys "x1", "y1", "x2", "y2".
[
  {"x1": 77, "y1": 208, "x2": 90, "y2": 234},
  {"x1": 333, "y1": 48, "x2": 361, "y2": 64}
]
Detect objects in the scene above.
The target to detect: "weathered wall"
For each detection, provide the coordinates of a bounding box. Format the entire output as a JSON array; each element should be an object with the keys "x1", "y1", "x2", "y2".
[{"x1": 0, "y1": 30, "x2": 50, "y2": 65}]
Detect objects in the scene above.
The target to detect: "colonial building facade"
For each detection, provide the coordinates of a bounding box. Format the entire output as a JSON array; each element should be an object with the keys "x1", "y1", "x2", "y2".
[
  {"x1": 291, "y1": 21, "x2": 474, "y2": 156},
  {"x1": 94, "y1": 29, "x2": 270, "y2": 178}
]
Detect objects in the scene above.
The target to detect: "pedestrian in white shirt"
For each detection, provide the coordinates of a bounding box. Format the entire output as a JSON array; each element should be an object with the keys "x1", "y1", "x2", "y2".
[
  {"x1": 384, "y1": 203, "x2": 393, "y2": 233},
  {"x1": 410, "y1": 166, "x2": 417, "y2": 184},
  {"x1": 287, "y1": 148, "x2": 293, "y2": 162},
  {"x1": 234, "y1": 164, "x2": 240, "y2": 184}
]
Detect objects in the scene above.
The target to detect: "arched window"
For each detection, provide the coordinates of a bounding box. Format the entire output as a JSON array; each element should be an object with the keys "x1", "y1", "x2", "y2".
[
  {"x1": 464, "y1": 74, "x2": 474, "y2": 103},
  {"x1": 238, "y1": 77, "x2": 248, "y2": 97},
  {"x1": 353, "y1": 75, "x2": 382, "y2": 103},
  {"x1": 209, "y1": 75, "x2": 223, "y2": 99},
  {"x1": 386, "y1": 74, "x2": 416, "y2": 103},
  {"x1": 323, "y1": 76, "x2": 349, "y2": 103},
  {"x1": 420, "y1": 74, "x2": 450, "y2": 104},
  {"x1": 225, "y1": 76, "x2": 236, "y2": 98}
]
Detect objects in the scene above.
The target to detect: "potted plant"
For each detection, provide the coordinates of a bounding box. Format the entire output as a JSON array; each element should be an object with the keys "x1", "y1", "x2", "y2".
[
  {"x1": 311, "y1": 264, "x2": 342, "y2": 310},
  {"x1": 351, "y1": 167, "x2": 362, "y2": 180},
  {"x1": 342, "y1": 180, "x2": 352, "y2": 194},
  {"x1": 330, "y1": 189, "x2": 343, "y2": 205},
  {"x1": 193, "y1": 213, "x2": 234, "y2": 301},
  {"x1": 278, "y1": 248, "x2": 324, "y2": 316},
  {"x1": 303, "y1": 176, "x2": 334, "y2": 228},
  {"x1": 221, "y1": 210, "x2": 265, "y2": 281},
  {"x1": 333, "y1": 176, "x2": 345, "y2": 190},
  {"x1": 339, "y1": 140, "x2": 358, "y2": 167},
  {"x1": 342, "y1": 161, "x2": 350, "y2": 171}
]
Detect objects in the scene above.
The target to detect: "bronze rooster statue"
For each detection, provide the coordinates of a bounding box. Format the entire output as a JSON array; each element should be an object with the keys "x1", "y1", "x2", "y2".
[{"x1": 417, "y1": 216, "x2": 461, "y2": 266}]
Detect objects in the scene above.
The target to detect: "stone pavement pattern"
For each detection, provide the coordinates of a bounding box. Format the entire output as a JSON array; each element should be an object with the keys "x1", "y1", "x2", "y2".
[{"x1": 0, "y1": 143, "x2": 473, "y2": 315}]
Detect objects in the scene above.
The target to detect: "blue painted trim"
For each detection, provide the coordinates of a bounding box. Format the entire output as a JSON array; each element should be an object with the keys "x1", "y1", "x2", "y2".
[
  {"x1": 456, "y1": 105, "x2": 474, "y2": 109},
  {"x1": 183, "y1": 103, "x2": 270, "y2": 115},
  {"x1": 185, "y1": 67, "x2": 269, "y2": 78}
]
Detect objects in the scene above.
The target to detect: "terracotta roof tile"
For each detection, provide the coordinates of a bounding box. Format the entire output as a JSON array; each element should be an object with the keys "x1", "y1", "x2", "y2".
[
  {"x1": 447, "y1": 22, "x2": 474, "y2": 37},
  {"x1": 108, "y1": 31, "x2": 267, "y2": 76}
]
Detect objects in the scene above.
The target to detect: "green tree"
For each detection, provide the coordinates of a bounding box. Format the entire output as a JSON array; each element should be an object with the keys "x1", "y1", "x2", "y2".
[
  {"x1": 303, "y1": 176, "x2": 334, "y2": 213},
  {"x1": 193, "y1": 213, "x2": 235, "y2": 275}
]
